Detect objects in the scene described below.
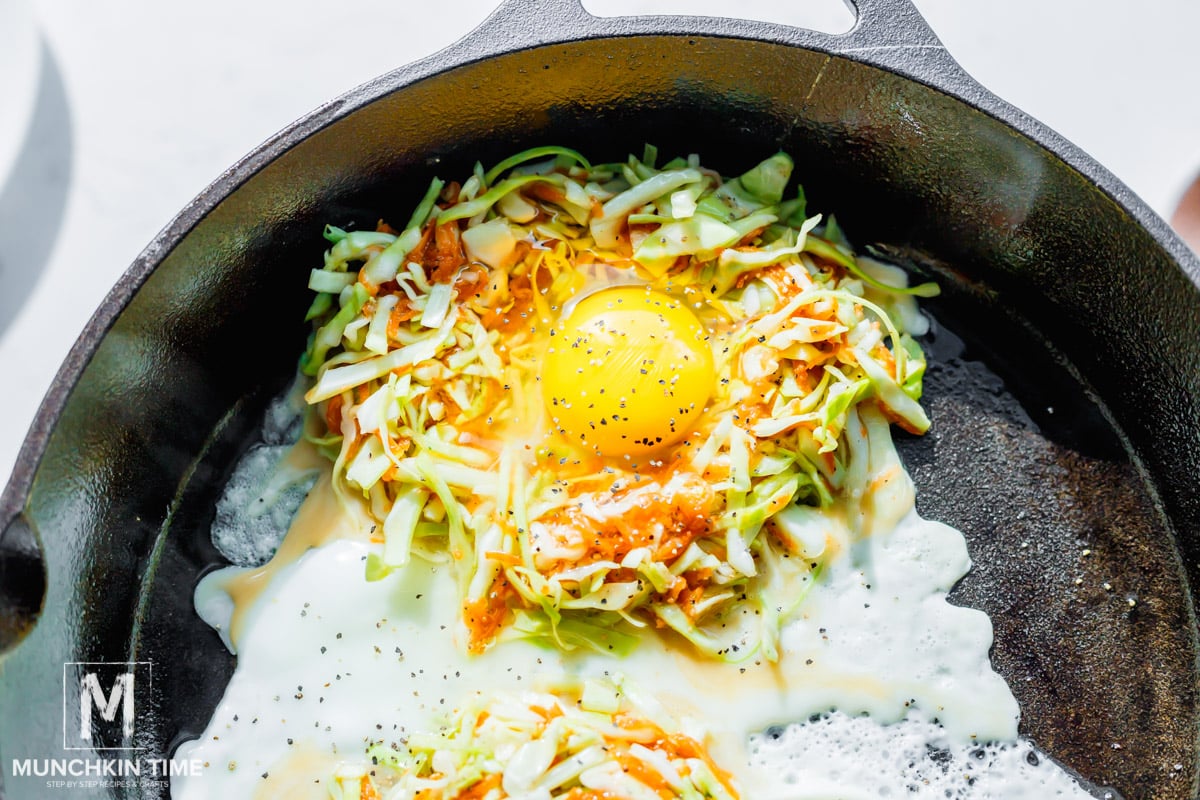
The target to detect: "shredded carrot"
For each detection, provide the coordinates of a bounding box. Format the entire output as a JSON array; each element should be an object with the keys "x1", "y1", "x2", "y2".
[
  {"x1": 431, "y1": 221, "x2": 465, "y2": 284},
  {"x1": 453, "y1": 264, "x2": 489, "y2": 304},
  {"x1": 571, "y1": 474, "x2": 714, "y2": 567},
  {"x1": 755, "y1": 263, "x2": 805, "y2": 297},
  {"x1": 613, "y1": 713, "x2": 667, "y2": 739},
  {"x1": 381, "y1": 452, "x2": 410, "y2": 483},
  {"x1": 880, "y1": 348, "x2": 898, "y2": 379},
  {"x1": 613, "y1": 747, "x2": 676, "y2": 799},
  {"x1": 481, "y1": 272, "x2": 535, "y2": 332},
  {"x1": 360, "y1": 776, "x2": 382, "y2": 800},
  {"x1": 461, "y1": 572, "x2": 515, "y2": 655},
  {"x1": 662, "y1": 576, "x2": 688, "y2": 605},
  {"x1": 484, "y1": 550, "x2": 522, "y2": 567},
  {"x1": 673, "y1": 568, "x2": 715, "y2": 621},
  {"x1": 661, "y1": 733, "x2": 740, "y2": 797},
  {"x1": 427, "y1": 385, "x2": 464, "y2": 422},
  {"x1": 525, "y1": 182, "x2": 568, "y2": 206},
  {"x1": 403, "y1": 222, "x2": 436, "y2": 276},
  {"x1": 452, "y1": 772, "x2": 501, "y2": 800},
  {"x1": 386, "y1": 301, "x2": 421, "y2": 339},
  {"x1": 324, "y1": 395, "x2": 345, "y2": 435}
]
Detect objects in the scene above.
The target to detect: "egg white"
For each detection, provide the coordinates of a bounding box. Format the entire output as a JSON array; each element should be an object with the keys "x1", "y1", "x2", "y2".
[{"x1": 172, "y1": 403, "x2": 1099, "y2": 800}]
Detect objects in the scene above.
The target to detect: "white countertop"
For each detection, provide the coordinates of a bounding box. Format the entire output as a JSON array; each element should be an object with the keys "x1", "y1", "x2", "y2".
[{"x1": 1, "y1": 0, "x2": 1198, "y2": 490}]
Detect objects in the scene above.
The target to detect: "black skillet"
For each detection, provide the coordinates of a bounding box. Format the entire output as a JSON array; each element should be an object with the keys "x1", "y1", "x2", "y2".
[{"x1": 1, "y1": 0, "x2": 1198, "y2": 797}]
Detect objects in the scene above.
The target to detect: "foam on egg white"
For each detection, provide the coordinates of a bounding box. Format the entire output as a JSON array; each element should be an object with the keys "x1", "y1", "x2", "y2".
[{"x1": 747, "y1": 711, "x2": 1102, "y2": 800}]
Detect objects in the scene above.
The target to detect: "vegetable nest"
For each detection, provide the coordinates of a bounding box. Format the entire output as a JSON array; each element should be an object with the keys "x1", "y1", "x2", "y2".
[{"x1": 300, "y1": 145, "x2": 937, "y2": 662}]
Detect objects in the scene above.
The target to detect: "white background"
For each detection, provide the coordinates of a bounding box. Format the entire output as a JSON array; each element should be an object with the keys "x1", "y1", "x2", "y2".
[{"x1": 1, "y1": 0, "x2": 1198, "y2": 490}]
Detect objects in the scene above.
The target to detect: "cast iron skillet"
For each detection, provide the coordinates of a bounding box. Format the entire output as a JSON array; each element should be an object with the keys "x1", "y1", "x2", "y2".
[{"x1": 1, "y1": 0, "x2": 1198, "y2": 797}]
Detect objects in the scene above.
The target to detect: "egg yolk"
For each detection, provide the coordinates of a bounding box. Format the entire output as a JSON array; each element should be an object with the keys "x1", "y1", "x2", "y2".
[{"x1": 543, "y1": 287, "x2": 715, "y2": 457}]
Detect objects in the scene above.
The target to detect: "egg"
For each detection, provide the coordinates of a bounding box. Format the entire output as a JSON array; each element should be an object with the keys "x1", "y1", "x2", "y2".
[{"x1": 542, "y1": 287, "x2": 715, "y2": 456}]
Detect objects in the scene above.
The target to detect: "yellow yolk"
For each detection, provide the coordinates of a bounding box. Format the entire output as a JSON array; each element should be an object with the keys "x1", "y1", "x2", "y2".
[{"x1": 542, "y1": 287, "x2": 715, "y2": 457}]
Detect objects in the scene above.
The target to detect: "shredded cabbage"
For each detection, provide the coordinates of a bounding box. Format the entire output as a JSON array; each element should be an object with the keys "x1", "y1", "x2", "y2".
[
  {"x1": 325, "y1": 679, "x2": 740, "y2": 800},
  {"x1": 298, "y1": 146, "x2": 938, "y2": 662}
]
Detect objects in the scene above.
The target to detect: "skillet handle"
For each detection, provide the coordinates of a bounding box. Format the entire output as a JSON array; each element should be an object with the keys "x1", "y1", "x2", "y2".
[
  {"x1": 0, "y1": 512, "x2": 45, "y2": 655},
  {"x1": 476, "y1": 0, "x2": 964, "y2": 86},
  {"x1": 478, "y1": 0, "x2": 946, "y2": 44},
  {"x1": 836, "y1": 0, "x2": 971, "y2": 81},
  {"x1": 841, "y1": 0, "x2": 945, "y2": 49}
]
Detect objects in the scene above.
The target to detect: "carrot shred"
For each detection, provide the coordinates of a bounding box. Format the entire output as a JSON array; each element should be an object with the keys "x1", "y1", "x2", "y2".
[
  {"x1": 431, "y1": 221, "x2": 465, "y2": 284},
  {"x1": 484, "y1": 550, "x2": 521, "y2": 567},
  {"x1": 360, "y1": 776, "x2": 382, "y2": 800},
  {"x1": 525, "y1": 182, "x2": 568, "y2": 206},
  {"x1": 453, "y1": 264, "x2": 489, "y2": 304},
  {"x1": 324, "y1": 395, "x2": 345, "y2": 435},
  {"x1": 461, "y1": 572, "x2": 515, "y2": 654},
  {"x1": 614, "y1": 747, "x2": 676, "y2": 799},
  {"x1": 662, "y1": 733, "x2": 740, "y2": 796},
  {"x1": 452, "y1": 772, "x2": 501, "y2": 800}
]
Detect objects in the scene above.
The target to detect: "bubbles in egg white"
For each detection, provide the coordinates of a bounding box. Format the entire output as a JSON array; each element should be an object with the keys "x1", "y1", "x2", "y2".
[
  {"x1": 748, "y1": 711, "x2": 1113, "y2": 800},
  {"x1": 259, "y1": 376, "x2": 309, "y2": 446},
  {"x1": 210, "y1": 377, "x2": 318, "y2": 567},
  {"x1": 211, "y1": 445, "x2": 316, "y2": 567}
]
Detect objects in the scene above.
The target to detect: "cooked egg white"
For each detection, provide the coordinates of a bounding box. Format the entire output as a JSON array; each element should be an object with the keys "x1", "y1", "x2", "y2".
[{"x1": 172, "y1": 404, "x2": 1099, "y2": 800}]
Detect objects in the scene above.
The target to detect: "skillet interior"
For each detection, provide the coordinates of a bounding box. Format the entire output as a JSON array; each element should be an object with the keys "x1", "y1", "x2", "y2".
[{"x1": 1, "y1": 32, "x2": 1198, "y2": 800}]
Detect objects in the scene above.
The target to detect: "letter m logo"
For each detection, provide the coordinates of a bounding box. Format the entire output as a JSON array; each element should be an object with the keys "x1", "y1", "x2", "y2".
[
  {"x1": 63, "y1": 662, "x2": 151, "y2": 750},
  {"x1": 80, "y1": 672, "x2": 134, "y2": 740}
]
